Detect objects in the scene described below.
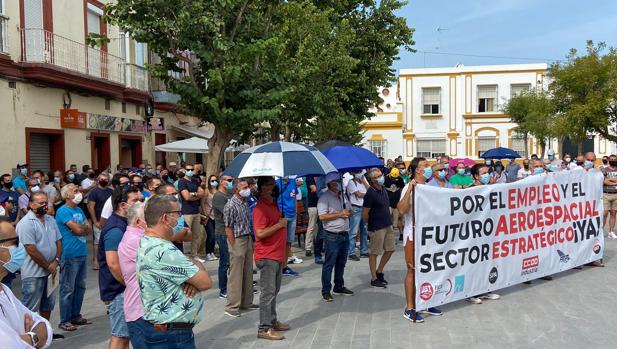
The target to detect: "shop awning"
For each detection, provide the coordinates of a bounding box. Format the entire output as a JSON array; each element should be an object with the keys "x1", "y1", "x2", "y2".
[
  {"x1": 155, "y1": 137, "x2": 209, "y2": 153},
  {"x1": 171, "y1": 124, "x2": 214, "y2": 139}
]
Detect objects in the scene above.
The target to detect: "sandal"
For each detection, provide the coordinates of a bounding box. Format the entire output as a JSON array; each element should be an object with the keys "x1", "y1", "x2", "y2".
[
  {"x1": 71, "y1": 317, "x2": 93, "y2": 326},
  {"x1": 58, "y1": 323, "x2": 77, "y2": 331}
]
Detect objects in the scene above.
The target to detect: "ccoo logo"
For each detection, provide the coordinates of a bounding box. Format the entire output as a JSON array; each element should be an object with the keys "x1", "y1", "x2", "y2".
[{"x1": 488, "y1": 267, "x2": 498, "y2": 284}]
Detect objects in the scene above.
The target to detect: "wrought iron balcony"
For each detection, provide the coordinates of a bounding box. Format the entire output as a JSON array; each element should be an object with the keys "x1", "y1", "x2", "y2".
[{"x1": 125, "y1": 63, "x2": 148, "y2": 90}]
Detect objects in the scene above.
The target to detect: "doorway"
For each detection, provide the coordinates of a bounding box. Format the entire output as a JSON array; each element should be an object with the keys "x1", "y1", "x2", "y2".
[
  {"x1": 26, "y1": 128, "x2": 65, "y2": 172},
  {"x1": 155, "y1": 133, "x2": 166, "y2": 166},
  {"x1": 118, "y1": 135, "x2": 142, "y2": 169},
  {"x1": 91, "y1": 132, "x2": 111, "y2": 172}
]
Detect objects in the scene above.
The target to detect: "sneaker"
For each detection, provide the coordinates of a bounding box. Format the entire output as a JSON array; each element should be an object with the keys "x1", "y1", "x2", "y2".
[
  {"x1": 282, "y1": 267, "x2": 299, "y2": 276},
  {"x1": 258, "y1": 328, "x2": 285, "y2": 340},
  {"x1": 403, "y1": 308, "x2": 424, "y2": 323},
  {"x1": 333, "y1": 287, "x2": 354, "y2": 296},
  {"x1": 287, "y1": 255, "x2": 303, "y2": 264},
  {"x1": 322, "y1": 293, "x2": 334, "y2": 302},
  {"x1": 480, "y1": 292, "x2": 500, "y2": 300},
  {"x1": 225, "y1": 309, "x2": 241, "y2": 317},
  {"x1": 419, "y1": 307, "x2": 443, "y2": 316},
  {"x1": 348, "y1": 255, "x2": 360, "y2": 261},
  {"x1": 541, "y1": 275, "x2": 553, "y2": 281},
  {"x1": 609, "y1": 231, "x2": 617, "y2": 239},
  {"x1": 467, "y1": 297, "x2": 483, "y2": 304},
  {"x1": 314, "y1": 256, "x2": 324, "y2": 265},
  {"x1": 376, "y1": 272, "x2": 388, "y2": 285},
  {"x1": 370, "y1": 279, "x2": 387, "y2": 288},
  {"x1": 360, "y1": 253, "x2": 370, "y2": 258},
  {"x1": 219, "y1": 292, "x2": 228, "y2": 299},
  {"x1": 206, "y1": 253, "x2": 218, "y2": 261},
  {"x1": 305, "y1": 250, "x2": 313, "y2": 257},
  {"x1": 52, "y1": 333, "x2": 65, "y2": 341}
]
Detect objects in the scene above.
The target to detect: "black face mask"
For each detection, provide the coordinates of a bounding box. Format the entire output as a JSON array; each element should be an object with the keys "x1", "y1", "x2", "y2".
[
  {"x1": 603, "y1": 159, "x2": 608, "y2": 165},
  {"x1": 523, "y1": 164, "x2": 529, "y2": 170},
  {"x1": 3, "y1": 182, "x2": 12, "y2": 189},
  {"x1": 610, "y1": 161, "x2": 617, "y2": 167},
  {"x1": 576, "y1": 161, "x2": 584, "y2": 166},
  {"x1": 99, "y1": 180, "x2": 109, "y2": 187},
  {"x1": 162, "y1": 175, "x2": 170, "y2": 181},
  {"x1": 35, "y1": 205, "x2": 47, "y2": 216},
  {"x1": 177, "y1": 172, "x2": 186, "y2": 179},
  {"x1": 134, "y1": 183, "x2": 144, "y2": 191}
]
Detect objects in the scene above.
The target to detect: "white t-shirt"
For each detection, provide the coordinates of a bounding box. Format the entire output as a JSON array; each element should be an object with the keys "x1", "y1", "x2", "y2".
[
  {"x1": 0, "y1": 284, "x2": 53, "y2": 349},
  {"x1": 100, "y1": 196, "x2": 113, "y2": 220},
  {"x1": 517, "y1": 168, "x2": 531, "y2": 180},
  {"x1": 346, "y1": 179, "x2": 367, "y2": 207},
  {"x1": 399, "y1": 182, "x2": 416, "y2": 245}
]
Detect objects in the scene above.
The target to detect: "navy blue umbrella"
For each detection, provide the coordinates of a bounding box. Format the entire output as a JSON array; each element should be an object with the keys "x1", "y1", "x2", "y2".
[
  {"x1": 480, "y1": 147, "x2": 521, "y2": 160},
  {"x1": 223, "y1": 141, "x2": 336, "y2": 178},
  {"x1": 320, "y1": 145, "x2": 383, "y2": 171}
]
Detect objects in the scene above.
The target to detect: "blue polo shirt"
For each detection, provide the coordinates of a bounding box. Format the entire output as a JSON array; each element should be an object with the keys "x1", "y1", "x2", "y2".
[
  {"x1": 362, "y1": 185, "x2": 392, "y2": 231},
  {"x1": 56, "y1": 205, "x2": 88, "y2": 259},
  {"x1": 98, "y1": 213, "x2": 127, "y2": 302},
  {"x1": 276, "y1": 179, "x2": 297, "y2": 218},
  {"x1": 12, "y1": 176, "x2": 26, "y2": 194}
]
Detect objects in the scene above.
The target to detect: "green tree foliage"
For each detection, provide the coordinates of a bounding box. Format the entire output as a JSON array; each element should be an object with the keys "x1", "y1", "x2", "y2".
[
  {"x1": 502, "y1": 89, "x2": 555, "y2": 158},
  {"x1": 103, "y1": 0, "x2": 414, "y2": 173},
  {"x1": 550, "y1": 41, "x2": 617, "y2": 146}
]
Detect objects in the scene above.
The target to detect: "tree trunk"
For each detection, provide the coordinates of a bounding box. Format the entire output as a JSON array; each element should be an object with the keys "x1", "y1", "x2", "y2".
[
  {"x1": 205, "y1": 128, "x2": 233, "y2": 177},
  {"x1": 577, "y1": 141, "x2": 583, "y2": 156},
  {"x1": 270, "y1": 123, "x2": 280, "y2": 141},
  {"x1": 540, "y1": 140, "x2": 546, "y2": 159},
  {"x1": 523, "y1": 133, "x2": 529, "y2": 159}
]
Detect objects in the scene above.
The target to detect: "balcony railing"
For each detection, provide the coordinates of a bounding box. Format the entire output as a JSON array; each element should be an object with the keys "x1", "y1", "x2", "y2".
[
  {"x1": 20, "y1": 28, "x2": 125, "y2": 85},
  {"x1": 0, "y1": 15, "x2": 8, "y2": 54},
  {"x1": 126, "y1": 63, "x2": 148, "y2": 90}
]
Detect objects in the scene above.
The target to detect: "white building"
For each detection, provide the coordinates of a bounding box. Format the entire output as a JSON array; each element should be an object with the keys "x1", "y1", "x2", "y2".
[{"x1": 362, "y1": 63, "x2": 614, "y2": 163}]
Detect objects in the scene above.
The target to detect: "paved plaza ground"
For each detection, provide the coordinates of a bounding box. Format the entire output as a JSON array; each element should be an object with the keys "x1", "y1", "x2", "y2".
[{"x1": 15, "y1": 231, "x2": 615, "y2": 349}]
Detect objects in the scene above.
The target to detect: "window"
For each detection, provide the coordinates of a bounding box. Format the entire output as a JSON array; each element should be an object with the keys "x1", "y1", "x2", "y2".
[
  {"x1": 135, "y1": 42, "x2": 146, "y2": 67},
  {"x1": 510, "y1": 84, "x2": 531, "y2": 98},
  {"x1": 422, "y1": 87, "x2": 441, "y2": 114},
  {"x1": 477, "y1": 136, "x2": 497, "y2": 157},
  {"x1": 368, "y1": 140, "x2": 387, "y2": 158},
  {"x1": 510, "y1": 131, "x2": 527, "y2": 158},
  {"x1": 416, "y1": 139, "x2": 446, "y2": 159},
  {"x1": 119, "y1": 32, "x2": 128, "y2": 61},
  {"x1": 478, "y1": 85, "x2": 497, "y2": 112}
]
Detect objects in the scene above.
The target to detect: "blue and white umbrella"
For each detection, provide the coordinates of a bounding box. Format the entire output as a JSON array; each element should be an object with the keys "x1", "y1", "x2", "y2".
[{"x1": 224, "y1": 141, "x2": 337, "y2": 178}]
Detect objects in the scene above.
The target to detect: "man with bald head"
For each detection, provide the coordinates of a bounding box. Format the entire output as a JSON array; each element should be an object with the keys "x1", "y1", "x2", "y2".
[
  {"x1": 585, "y1": 152, "x2": 597, "y2": 170},
  {"x1": 0, "y1": 221, "x2": 53, "y2": 348}
]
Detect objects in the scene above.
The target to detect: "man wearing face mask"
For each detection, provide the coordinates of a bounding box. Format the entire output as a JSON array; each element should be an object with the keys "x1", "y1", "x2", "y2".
[
  {"x1": 223, "y1": 178, "x2": 257, "y2": 317},
  {"x1": 395, "y1": 162, "x2": 410, "y2": 184},
  {"x1": 56, "y1": 184, "x2": 92, "y2": 331},
  {"x1": 0, "y1": 174, "x2": 20, "y2": 226},
  {"x1": 318, "y1": 173, "x2": 354, "y2": 303},
  {"x1": 517, "y1": 159, "x2": 531, "y2": 180},
  {"x1": 383, "y1": 167, "x2": 405, "y2": 240},
  {"x1": 13, "y1": 162, "x2": 29, "y2": 196},
  {"x1": 88, "y1": 173, "x2": 113, "y2": 271},
  {"x1": 547, "y1": 149, "x2": 562, "y2": 170},
  {"x1": 19, "y1": 178, "x2": 41, "y2": 218},
  {"x1": 584, "y1": 152, "x2": 597, "y2": 170},
  {"x1": 212, "y1": 175, "x2": 234, "y2": 298},
  {"x1": 178, "y1": 165, "x2": 207, "y2": 261},
  {"x1": 492, "y1": 161, "x2": 507, "y2": 183},
  {"x1": 601, "y1": 155, "x2": 617, "y2": 239},
  {"x1": 530, "y1": 159, "x2": 546, "y2": 176},
  {"x1": 155, "y1": 184, "x2": 193, "y2": 252},
  {"x1": 276, "y1": 176, "x2": 301, "y2": 276},
  {"x1": 100, "y1": 174, "x2": 130, "y2": 228},
  {"x1": 0, "y1": 221, "x2": 53, "y2": 348},
  {"x1": 17, "y1": 192, "x2": 64, "y2": 341},
  {"x1": 137, "y1": 195, "x2": 212, "y2": 348},
  {"x1": 427, "y1": 163, "x2": 452, "y2": 188},
  {"x1": 346, "y1": 170, "x2": 370, "y2": 261},
  {"x1": 450, "y1": 163, "x2": 473, "y2": 189},
  {"x1": 99, "y1": 187, "x2": 142, "y2": 349},
  {"x1": 601, "y1": 156, "x2": 609, "y2": 169},
  {"x1": 439, "y1": 156, "x2": 454, "y2": 179},
  {"x1": 363, "y1": 168, "x2": 396, "y2": 289}
]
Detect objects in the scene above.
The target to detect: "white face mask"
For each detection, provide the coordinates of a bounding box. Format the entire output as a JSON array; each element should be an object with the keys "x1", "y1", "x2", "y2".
[
  {"x1": 72, "y1": 192, "x2": 83, "y2": 205},
  {"x1": 239, "y1": 188, "x2": 251, "y2": 198}
]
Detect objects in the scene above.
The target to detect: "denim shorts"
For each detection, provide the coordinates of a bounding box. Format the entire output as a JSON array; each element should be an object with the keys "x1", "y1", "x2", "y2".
[
  {"x1": 107, "y1": 293, "x2": 129, "y2": 338},
  {"x1": 21, "y1": 276, "x2": 56, "y2": 312},
  {"x1": 286, "y1": 216, "x2": 297, "y2": 243}
]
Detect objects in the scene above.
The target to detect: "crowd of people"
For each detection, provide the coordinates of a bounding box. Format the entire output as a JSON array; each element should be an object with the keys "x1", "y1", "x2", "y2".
[{"x1": 0, "y1": 149, "x2": 612, "y2": 348}]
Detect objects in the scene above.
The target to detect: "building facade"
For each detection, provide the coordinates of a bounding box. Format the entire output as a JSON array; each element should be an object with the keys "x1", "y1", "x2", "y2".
[
  {"x1": 362, "y1": 63, "x2": 615, "y2": 162},
  {"x1": 0, "y1": 0, "x2": 209, "y2": 174}
]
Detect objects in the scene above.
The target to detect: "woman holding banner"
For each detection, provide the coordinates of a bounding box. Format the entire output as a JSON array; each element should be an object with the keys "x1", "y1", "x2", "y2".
[
  {"x1": 398, "y1": 157, "x2": 443, "y2": 323},
  {"x1": 464, "y1": 163, "x2": 502, "y2": 304}
]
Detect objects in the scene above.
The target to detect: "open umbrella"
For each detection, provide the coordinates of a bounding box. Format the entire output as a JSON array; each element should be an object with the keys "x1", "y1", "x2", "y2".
[
  {"x1": 450, "y1": 157, "x2": 477, "y2": 167},
  {"x1": 314, "y1": 140, "x2": 352, "y2": 151},
  {"x1": 320, "y1": 145, "x2": 382, "y2": 171},
  {"x1": 223, "y1": 141, "x2": 336, "y2": 178},
  {"x1": 480, "y1": 147, "x2": 521, "y2": 160}
]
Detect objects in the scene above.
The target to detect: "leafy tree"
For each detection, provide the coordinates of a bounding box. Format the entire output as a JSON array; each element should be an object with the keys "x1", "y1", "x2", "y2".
[
  {"x1": 103, "y1": 0, "x2": 414, "y2": 174},
  {"x1": 502, "y1": 89, "x2": 555, "y2": 158},
  {"x1": 550, "y1": 41, "x2": 617, "y2": 150}
]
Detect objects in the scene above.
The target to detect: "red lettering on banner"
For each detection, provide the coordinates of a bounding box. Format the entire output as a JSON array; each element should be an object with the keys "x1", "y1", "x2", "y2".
[{"x1": 495, "y1": 216, "x2": 507, "y2": 236}]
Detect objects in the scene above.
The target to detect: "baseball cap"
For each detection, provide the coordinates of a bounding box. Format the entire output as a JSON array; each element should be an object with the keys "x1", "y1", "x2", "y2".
[
  {"x1": 295, "y1": 177, "x2": 304, "y2": 183},
  {"x1": 390, "y1": 167, "x2": 400, "y2": 178},
  {"x1": 16, "y1": 162, "x2": 27, "y2": 167},
  {"x1": 547, "y1": 149, "x2": 555, "y2": 156},
  {"x1": 325, "y1": 172, "x2": 341, "y2": 184}
]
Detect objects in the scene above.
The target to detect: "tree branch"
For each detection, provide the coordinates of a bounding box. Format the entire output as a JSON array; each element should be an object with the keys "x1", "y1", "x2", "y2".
[{"x1": 230, "y1": 0, "x2": 251, "y2": 42}]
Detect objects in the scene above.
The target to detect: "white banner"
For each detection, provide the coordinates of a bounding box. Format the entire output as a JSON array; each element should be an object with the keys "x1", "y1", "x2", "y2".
[{"x1": 414, "y1": 170, "x2": 604, "y2": 309}]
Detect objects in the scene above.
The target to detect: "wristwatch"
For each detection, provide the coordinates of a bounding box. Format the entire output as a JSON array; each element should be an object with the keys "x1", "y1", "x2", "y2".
[{"x1": 26, "y1": 331, "x2": 39, "y2": 346}]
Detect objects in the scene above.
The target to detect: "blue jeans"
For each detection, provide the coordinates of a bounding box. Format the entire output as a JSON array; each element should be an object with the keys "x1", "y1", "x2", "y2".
[
  {"x1": 134, "y1": 318, "x2": 196, "y2": 349},
  {"x1": 59, "y1": 256, "x2": 87, "y2": 324},
  {"x1": 205, "y1": 219, "x2": 216, "y2": 254},
  {"x1": 22, "y1": 276, "x2": 57, "y2": 312},
  {"x1": 348, "y1": 206, "x2": 369, "y2": 256},
  {"x1": 216, "y1": 234, "x2": 229, "y2": 294},
  {"x1": 321, "y1": 231, "x2": 349, "y2": 294},
  {"x1": 314, "y1": 221, "x2": 325, "y2": 258},
  {"x1": 127, "y1": 318, "x2": 147, "y2": 349}
]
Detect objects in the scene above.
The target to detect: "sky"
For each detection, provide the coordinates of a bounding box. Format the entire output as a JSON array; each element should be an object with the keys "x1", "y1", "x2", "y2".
[{"x1": 392, "y1": 0, "x2": 617, "y2": 71}]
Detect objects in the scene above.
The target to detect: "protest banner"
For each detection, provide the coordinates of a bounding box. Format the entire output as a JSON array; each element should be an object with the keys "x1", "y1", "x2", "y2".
[{"x1": 414, "y1": 170, "x2": 604, "y2": 310}]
